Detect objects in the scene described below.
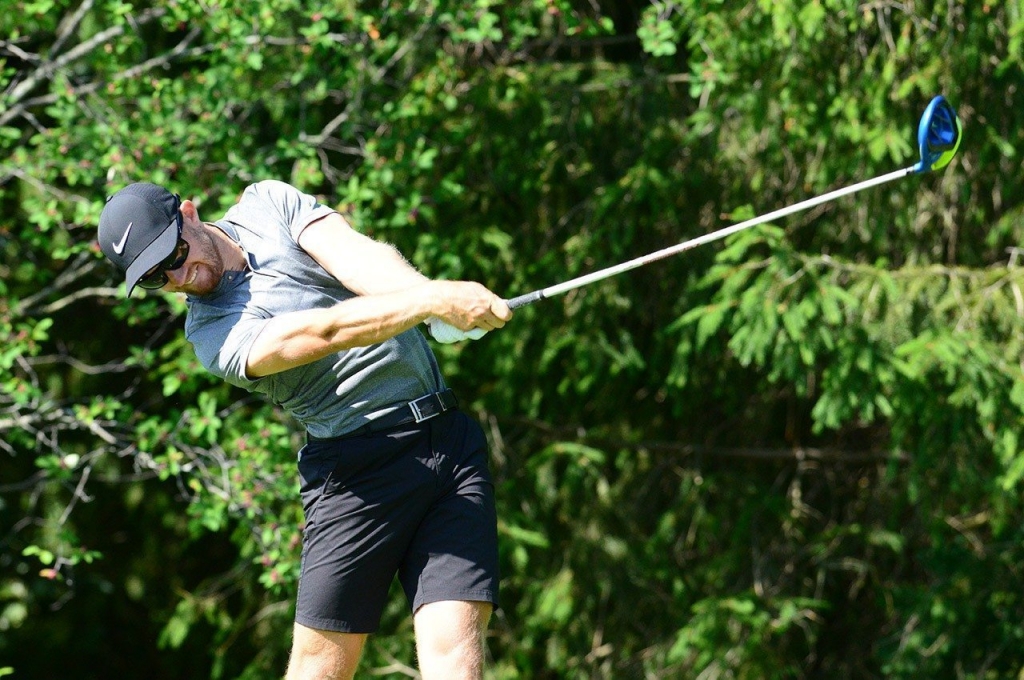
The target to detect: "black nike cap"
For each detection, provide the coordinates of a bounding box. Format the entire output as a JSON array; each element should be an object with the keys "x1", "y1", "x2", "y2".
[{"x1": 98, "y1": 183, "x2": 181, "y2": 297}]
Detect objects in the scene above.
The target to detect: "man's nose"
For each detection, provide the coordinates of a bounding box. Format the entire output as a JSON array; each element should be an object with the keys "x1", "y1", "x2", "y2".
[{"x1": 164, "y1": 263, "x2": 189, "y2": 288}]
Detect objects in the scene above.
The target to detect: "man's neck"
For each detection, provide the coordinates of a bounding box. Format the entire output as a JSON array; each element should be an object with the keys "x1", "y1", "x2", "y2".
[{"x1": 207, "y1": 222, "x2": 248, "y2": 271}]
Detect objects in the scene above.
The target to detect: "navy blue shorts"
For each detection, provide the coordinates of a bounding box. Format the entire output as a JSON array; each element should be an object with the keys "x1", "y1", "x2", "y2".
[{"x1": 294, "y1": 410, "x2": 499, "y2": 633}]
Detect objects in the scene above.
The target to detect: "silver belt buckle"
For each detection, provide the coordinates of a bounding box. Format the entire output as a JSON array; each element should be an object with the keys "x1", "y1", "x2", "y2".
[
  {"x1": 409, "y1": 394, "x2": 434, "y2": 423},
  {"x1": 409, "y1": 390, "x2": 455, "y2": 423}
]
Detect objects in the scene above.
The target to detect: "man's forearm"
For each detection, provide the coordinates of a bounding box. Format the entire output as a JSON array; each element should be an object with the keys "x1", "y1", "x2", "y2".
[
  {"x1": 245, "y1": 279, "x2": 510, "y2": 378},
  {"x1": 245, "y1": 287, "x2": 435, "y2": 378}
]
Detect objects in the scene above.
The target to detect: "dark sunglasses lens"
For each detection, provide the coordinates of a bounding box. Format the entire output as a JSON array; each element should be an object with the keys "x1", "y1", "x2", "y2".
[
  {"x1": 167, "y1": 240, "x2": 189, "y2": 269},
  {"x1": 137, "y1": 270, "x2": 168, "y2": 289},
  {"x1": 136, "y1": 240, "x2": 188, "y2": 290}
]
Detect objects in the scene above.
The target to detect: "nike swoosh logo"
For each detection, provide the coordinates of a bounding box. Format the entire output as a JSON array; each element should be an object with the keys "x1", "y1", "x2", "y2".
[{"x1": 112, "y1": 221, "x2": 133, "y2": 255}]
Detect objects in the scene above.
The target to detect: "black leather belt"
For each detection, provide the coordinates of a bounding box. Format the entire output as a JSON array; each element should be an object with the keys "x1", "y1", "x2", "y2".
[{"x1": 307, "y1": 389, "x2": 458, "y2": 442}]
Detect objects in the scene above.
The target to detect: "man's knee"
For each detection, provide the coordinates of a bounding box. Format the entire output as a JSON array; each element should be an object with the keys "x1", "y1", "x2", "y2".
[{"x1": 285, "y1": 623, "x2": 367, "y2": 680}]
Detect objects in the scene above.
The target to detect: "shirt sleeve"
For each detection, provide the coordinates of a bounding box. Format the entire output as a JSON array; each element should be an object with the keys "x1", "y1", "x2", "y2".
[
  {"x1": 186, "y1": 307, "x2": 268, "y2": 391},
  {"x1": 244, "y1": 180, "x2": 336, "y2": 244}
]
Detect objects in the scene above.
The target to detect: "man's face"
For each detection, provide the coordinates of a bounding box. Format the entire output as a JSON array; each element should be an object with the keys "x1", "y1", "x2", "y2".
[{"x1": 159, "y1": 220, "x2": 228, "y2": 296}]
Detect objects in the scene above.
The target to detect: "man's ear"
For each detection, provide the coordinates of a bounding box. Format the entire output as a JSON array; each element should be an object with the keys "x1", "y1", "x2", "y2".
[{"x1": 179, "y1": 199, "x2": 201, "y2": 227}]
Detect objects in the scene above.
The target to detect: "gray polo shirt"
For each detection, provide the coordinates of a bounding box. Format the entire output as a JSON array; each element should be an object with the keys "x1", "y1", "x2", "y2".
[{"x1": 184, "y1": 180, "x2": 445, "y2": 438}]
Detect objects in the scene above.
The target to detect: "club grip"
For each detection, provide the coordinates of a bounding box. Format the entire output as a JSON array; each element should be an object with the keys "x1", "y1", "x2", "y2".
[{"x1": 506, "y1": 290, "x2": 544, "y2": 309}]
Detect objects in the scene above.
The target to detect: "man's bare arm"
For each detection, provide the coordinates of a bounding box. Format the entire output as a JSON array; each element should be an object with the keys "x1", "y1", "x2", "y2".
[
  {"x1": 245, "y1": 279, "x2": 508, "y2": 377},
  {"x1": 244, "y1": 212, "x2": 511, "y2": 378},
  {"x1": 297, "y1": 212, "x2": 430, "y2": 295}
]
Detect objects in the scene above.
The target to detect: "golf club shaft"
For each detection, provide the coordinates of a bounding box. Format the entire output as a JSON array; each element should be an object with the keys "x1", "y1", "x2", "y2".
[{"x1": 506, "y1": 164, "x2": 917, "y2": 310}]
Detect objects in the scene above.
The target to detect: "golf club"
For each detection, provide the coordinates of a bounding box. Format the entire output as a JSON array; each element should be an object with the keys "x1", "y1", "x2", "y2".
[{"x1": 504, "y1": 95, "x2": 962, "y2": 310}]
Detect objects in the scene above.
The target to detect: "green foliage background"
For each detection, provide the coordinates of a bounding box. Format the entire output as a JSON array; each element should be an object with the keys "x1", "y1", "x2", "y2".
[{"x1": 2, "y1": 1, "x2": 1023, "y2": 678}]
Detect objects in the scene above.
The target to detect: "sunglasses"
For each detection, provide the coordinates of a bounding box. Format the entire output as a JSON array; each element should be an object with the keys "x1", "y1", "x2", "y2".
[
  {"x1": 136, "y1": 197, "x2": 189, "y2": 290},
  {"x1": 137, "y1": 237, "x2": 190, "y2": 289}
]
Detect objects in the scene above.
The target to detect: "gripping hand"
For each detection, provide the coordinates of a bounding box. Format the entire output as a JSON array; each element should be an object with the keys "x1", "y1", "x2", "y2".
[{"x1": 425, "y1": 317, "x2": 488, "y2": 343}]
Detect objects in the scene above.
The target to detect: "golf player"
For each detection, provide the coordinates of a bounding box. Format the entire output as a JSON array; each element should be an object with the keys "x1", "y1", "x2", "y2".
[{"x1": 97, "y1": 180, "x2": 512, "y2": 679}]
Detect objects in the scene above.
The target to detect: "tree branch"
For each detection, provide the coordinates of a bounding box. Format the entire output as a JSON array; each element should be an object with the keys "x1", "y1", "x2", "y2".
[
  {"x1": 0, "y1": 8, "x2": 170, "y2": 127},
  {"x1": 52, "y1": 0, "x2": 96, "y2": 57},
  {"x1": 5, "y1": 8, "x2": 166, "y2": 107}
]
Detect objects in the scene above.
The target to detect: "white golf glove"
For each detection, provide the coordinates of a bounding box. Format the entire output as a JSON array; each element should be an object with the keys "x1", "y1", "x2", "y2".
[{"x1": 425, "y1": 317, "x2": 488, "y2": 344}]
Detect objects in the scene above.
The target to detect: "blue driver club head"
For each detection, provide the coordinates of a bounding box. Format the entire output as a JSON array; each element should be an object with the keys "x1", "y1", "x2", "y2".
[{"x1": 915, "y1": 95, "x2": 962, "y2": 173}]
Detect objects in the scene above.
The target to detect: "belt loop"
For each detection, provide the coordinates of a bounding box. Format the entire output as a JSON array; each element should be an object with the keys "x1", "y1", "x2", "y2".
[{"x1": 438, "y1": 388, "x2": 458, "y2": 411}]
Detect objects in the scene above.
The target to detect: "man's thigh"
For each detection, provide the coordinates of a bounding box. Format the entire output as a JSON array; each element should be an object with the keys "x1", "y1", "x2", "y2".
[
  {"x1": 286, "y1": 623, "x2": 367, "y2": 680},
  {"x1": 414, "y1": 600, "x2": 493, "y2": 680},
  {"x1": 296, "y1": 427, "x2": 437, "y2": 632},
  {"x1": 399, "y1": 411, "x2": 500, "y2": 612}
]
